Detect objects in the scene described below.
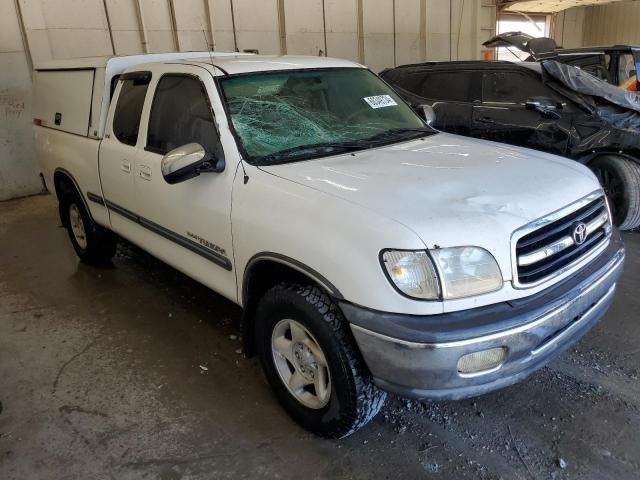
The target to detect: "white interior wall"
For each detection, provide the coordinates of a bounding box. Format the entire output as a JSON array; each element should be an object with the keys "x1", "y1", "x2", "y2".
[
  {"x1": 324, "y1": 0, "x2": 358, "y2": 62},
  {"x1": 105, "y1": 0, "x2": 143, "y2": 55},
  {"x1": 0, "y1": 0, "x2": 489, "y2": 201},
  {"x1": 551, "y1": 6, "x2": 586, "y2": 48},
  {"x1": 395, "y1": 0, "x2": 423, "y2": 67},
  {"x1": 233, "y1": 0, "x2": 280, "y2": 54},
  {"x1": 552, "y1": 0, "x2": 640, "y2": 48},
  {"x1": 284, "y1": 0, "x2": 325, "y2": 56},
  {"x1": 583, "y1": 1, "x2": 640, "y2": 46},
  {"x1": 0, "y1": 1, "x2": 42, "y2": 201}
]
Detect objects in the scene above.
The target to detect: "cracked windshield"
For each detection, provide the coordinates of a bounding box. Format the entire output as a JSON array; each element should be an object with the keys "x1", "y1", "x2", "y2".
[{"x1": 220, "y1": 68, "x2": 430, "y2": 165}]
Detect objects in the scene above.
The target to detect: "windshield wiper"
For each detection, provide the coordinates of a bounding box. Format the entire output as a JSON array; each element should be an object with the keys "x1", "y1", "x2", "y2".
[
  {"x1": 252, "y1": 128, "x2": 435, "y2": 166},
  {"x1": 361, "y1": 127, "x2": 435, "y2": 144},
  {"x1": 253, "y1": 140, "x2": 369, "y2": 166}
]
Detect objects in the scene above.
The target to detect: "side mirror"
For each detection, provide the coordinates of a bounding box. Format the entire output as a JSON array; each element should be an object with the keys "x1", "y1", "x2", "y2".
[
  {"x1": 417, "y1": 104, "x2": 437, "y2": 126},
  {"x1": 161, "y1": 143, "x2": 224, "y2": 185},
  {"x1": 525, "y1": 96, "x2": 562, "y2": 119}
]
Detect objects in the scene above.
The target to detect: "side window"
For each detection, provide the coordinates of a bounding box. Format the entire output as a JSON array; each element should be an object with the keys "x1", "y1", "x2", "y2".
[
  {"x1": 392, "y1": 71, "x2": 425, "y2": 94},
  {"x1": 420, "y1": 71, "x2": 473, "y2": 102},
  {"x1": 482, "y1": 71, "x2": 553, "y2": 103},
  {"x1": 147, "y1": 75, "x2": 221, "y2": 156},
  {"x1": 113, "y1": 76, "x2": 150, "y2": 146},
  {"x1": 617, "y1": 53, "x2": 636, "y2": 85}
]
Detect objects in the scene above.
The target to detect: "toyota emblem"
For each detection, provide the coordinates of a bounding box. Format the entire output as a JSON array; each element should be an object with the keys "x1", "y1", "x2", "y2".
[{"x1": 572, "y1": 222, "x2": 587, "y2": 245}]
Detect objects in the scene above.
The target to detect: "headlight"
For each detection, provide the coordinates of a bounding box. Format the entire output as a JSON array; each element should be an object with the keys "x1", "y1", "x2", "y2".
[
  {"x1": 382, "y1": 247, "x2": 503, "y2": 300},
  {"x1": 381, "y1": 250, "x2": 440, "y2": 299},
  {"x1": 431, "y1": 247, "x2": 503, "y2": 298}
]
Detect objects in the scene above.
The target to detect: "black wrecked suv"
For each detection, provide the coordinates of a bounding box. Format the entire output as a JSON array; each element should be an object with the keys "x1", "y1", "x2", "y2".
[
  {"x1": 381, "y1": 60, "x2": 640, "y2": 230},
  {"x1": 482, "y1": 32, "x2": 639, "y2": 91}
]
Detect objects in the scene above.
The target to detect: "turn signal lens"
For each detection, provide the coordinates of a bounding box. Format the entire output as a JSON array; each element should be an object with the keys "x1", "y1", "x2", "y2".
[{"x1": 382, "y1": 250, "x2": 440, "y2": 299}]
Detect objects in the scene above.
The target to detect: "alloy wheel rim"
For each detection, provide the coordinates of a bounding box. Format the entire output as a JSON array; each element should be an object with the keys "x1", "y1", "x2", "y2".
[
  {"x1": 271, "y1": 318, "x2": 331, "y2": 409},
  {"x1": 69, "y1": 204, "x2": 88, "y2": 250}
]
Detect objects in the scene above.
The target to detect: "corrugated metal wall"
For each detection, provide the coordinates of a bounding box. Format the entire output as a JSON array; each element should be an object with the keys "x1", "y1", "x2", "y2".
[
  {"x1": 0, "y1": 0, "x2": 496, "y2": 200},
  {"x1": 552, "y1": 0, "x2": 640, "y2": 48},
  {"x1": 583, "y1": 1, "x2": 640, "y2": 45},
  {"x1": 16, "y1": 0, "x2": 493, "y2": 70},
  {"x1": 551, "y1": 7, "x2": 586, "y2": 48}
]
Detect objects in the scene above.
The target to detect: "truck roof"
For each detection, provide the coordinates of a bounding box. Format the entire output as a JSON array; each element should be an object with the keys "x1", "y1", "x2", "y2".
[
  {"x1": 34, "y1": 51, "x2": 244, "y2": 71},
  {"x1": 130, "y1": 55, "x2": 364, "y2": 75},
  {"x1": 33, "y1": 52, "x2": 365, "y2": 140},
  {"x1": 36, "y1": 52, "x2": 363, "y2": 75}
]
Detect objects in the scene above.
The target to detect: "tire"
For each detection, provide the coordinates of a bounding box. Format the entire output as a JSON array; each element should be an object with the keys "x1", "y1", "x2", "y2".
[
  {"x1": 60, "y1": 193, "x2": 117, "y2": 265},
  {"x1": 255, "y1": 284, "x2": 386, "y2": 438},
  {"x1": 590, "y1": 155, "x2": 640, "y2": 230}
]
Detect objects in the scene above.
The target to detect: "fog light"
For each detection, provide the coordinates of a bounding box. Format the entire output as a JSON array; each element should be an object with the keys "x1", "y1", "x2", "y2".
[{"x1": 457, "y1": 347, "x2": 507, "y2": 375}]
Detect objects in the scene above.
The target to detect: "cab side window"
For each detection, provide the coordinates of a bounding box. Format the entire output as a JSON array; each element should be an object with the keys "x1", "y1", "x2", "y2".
[
  {"x1": 147, "y1": 75, "x2": 222, "y2": 157},
  {"x1": 113, "y1": 75, "x2": 150, "y2": 146},
  {"x1": 482, "y1": 71, "x2": 556, "y2": 103},
  {"x1": 391, "y1": 71, "x2": 425, "y2": 95}
]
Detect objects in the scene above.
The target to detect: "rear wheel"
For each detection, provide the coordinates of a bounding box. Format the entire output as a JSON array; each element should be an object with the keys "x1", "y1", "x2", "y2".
[
  {"x1": 256, "y1": 284, "x2": 386, "y2": 438},
  {"x1": 590, "y1": 155, "x2": 640, "y2": 230},
  {"x1": 61, "y1": 194, "x2": 117, "y2": 265}
]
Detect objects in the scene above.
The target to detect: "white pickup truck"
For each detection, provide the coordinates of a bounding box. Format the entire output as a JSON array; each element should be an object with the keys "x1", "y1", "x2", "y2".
[{"x1": 34, "y1": 52, "x2": 624, "y2": 438}]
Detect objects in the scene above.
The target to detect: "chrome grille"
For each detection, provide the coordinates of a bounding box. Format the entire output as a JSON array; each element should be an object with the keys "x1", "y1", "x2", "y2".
[{"x1": 515, "y1": 195, "x2": 611, "y2": 286}]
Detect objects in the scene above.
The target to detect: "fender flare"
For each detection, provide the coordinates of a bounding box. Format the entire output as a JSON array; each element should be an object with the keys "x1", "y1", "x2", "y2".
[
  {"x1": 53, "y1": 168, "x2": 95, "y2": 222},
  {"x1": 241, "y1": 252, "x2": 344, "y2": 306}
]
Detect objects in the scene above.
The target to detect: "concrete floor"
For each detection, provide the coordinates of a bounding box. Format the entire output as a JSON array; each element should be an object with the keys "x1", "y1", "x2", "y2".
[{"x1": 1, "y1": 195, "x2": 639, "y2": 480}]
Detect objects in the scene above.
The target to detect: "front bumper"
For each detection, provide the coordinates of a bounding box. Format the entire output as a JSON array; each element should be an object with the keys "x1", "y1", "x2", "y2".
[{"x1": 342, "y1": 233, "x2": 625, "y2": 400}]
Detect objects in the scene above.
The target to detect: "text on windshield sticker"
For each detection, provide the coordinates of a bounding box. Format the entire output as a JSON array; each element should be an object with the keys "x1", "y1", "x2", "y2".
[{"x1": 363, "y1": 95, "x2": 398, "y2": 109}]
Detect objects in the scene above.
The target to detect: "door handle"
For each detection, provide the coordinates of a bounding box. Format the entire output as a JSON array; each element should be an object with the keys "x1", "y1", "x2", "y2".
[
  {"x1": 139, "y1": 165, "x2": 152, "y2": 181},
  {"x1": 121, "y1": 159, "x2": 131, "y2": 173},
  {"x1": 477, "y1": 117, "x2": 495, "y2": 124}
]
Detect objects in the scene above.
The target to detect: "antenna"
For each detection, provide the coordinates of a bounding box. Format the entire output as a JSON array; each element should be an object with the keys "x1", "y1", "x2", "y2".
[{"x1": 201, "y1": 24, "x2": 215, "y2": 69}]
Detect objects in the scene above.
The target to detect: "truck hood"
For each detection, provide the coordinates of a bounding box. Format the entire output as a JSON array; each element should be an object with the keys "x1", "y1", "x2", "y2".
[{"x1": 260, "y1": 133, "x2": 601, "y2": 280}]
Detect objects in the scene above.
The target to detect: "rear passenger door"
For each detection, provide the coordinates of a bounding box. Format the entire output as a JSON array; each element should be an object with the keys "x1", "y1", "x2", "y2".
[
  {"x1": 99, "y1": 71, "x2": 151, "y2": 242},
  {"x1": 472, "y1": 69, "x2": 572, "y2": 156},
  {"x1": 134, "y1": 67, "x2": 237, "y2": 301}
]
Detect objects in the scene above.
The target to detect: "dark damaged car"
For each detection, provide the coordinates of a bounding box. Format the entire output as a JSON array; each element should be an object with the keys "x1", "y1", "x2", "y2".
[
  {"x1": 381, "y1": 60, "x2": 640, "y2": 230},
  {"x1": 483, "y1": 32, "x2": 640, "y2": 91}
]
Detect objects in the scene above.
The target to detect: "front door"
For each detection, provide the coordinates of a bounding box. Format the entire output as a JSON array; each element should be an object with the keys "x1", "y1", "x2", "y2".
[
  {"x1": 472, "y1": 69, "x2": 572, "y2": 156},
  {"x1": 134, "y1": 67, "x2": 237, "y2": 301},
  {"x1": 417, "y1": 70, "x2": 478, "y2": 136}
]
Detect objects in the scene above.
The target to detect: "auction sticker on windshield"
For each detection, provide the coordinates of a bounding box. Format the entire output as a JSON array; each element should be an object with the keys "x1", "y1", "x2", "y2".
[{"x1": 364, "y1": 95, "x2": 398, "y2": 109}]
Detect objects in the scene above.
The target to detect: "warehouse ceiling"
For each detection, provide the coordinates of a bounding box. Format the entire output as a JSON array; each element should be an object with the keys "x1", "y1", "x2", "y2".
[{"x1": 500, "y1": 0, "x2": 624, "y2": 13}]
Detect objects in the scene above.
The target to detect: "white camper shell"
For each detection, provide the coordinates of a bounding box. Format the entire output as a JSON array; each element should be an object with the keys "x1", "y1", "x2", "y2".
[{"x1": 33, "y1": 52, "x2": 245, "y2": 138}]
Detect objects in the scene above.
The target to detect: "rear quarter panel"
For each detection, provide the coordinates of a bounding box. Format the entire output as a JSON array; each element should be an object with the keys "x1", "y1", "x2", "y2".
[{"x1": 34, "y1": 126, "x2": 109, "y2": 227}]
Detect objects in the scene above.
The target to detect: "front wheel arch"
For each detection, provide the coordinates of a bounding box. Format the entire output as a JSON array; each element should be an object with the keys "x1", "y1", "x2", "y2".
[{"x1": 241, "y1": 256, "x2": 343, "y2": 357}]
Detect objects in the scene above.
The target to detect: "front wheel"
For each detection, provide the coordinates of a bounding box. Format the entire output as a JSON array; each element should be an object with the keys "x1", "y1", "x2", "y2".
[
  {"x1": 590, "y1": 155, "x2": 640, "y2": 230},
  {"x1": 61, "y1": 194, "x2": 117, "y2": 265},
  {"x1": 255, "y1": 284, "x2": 386, "y2": 438}
]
